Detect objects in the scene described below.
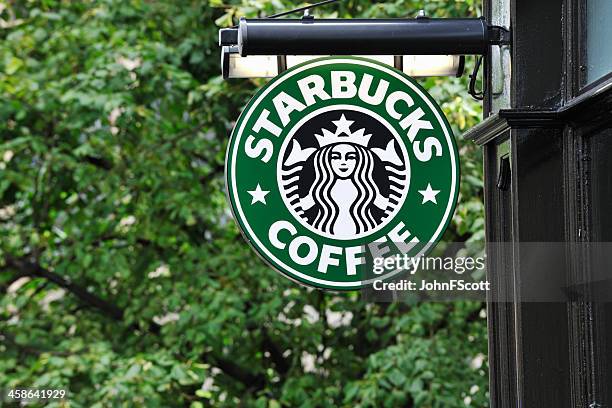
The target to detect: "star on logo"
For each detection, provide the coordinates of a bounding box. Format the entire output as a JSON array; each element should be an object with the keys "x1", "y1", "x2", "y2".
[
  {"x1": 247, "y1": 184, "x2": 270, "y2": 205},
  {"x1": 419, "y1": 183, "x2": 440, "y2": 204},
  {"x1": 332, "y1": 114, "x2": 354, "y2": 135}
]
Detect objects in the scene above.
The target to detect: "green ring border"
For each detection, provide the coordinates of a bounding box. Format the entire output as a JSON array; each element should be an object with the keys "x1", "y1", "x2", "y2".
[{"x1": 224, "y1": 56, "x2": 461, "y2": 291}]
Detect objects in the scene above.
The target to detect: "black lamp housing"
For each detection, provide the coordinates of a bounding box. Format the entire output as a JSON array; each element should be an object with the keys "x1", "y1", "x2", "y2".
[{"x1": 220, "y1": 16, "x2": 509, "y2": 57}]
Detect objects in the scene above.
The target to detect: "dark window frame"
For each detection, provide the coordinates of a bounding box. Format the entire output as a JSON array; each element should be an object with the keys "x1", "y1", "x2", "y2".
[{"x1": 570, "y1": 0, "x2": 612, "y2": 94}]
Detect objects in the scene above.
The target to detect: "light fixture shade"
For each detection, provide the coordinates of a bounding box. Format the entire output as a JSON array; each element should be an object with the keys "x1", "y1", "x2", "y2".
[
  {"x1": 222, "y1": 46, "x2": 278, "y2": 79},
  {"x1": 222, "y1": 47, "x2": 464, "y2": 79},
  {"x1": 403, "y1": 55, "x2": 464, "y2": 77}
]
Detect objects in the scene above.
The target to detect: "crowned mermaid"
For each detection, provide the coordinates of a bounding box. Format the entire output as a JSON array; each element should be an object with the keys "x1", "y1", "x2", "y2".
[{"x1": 281, "y1": 114, "x2": 407, "y2": 239}]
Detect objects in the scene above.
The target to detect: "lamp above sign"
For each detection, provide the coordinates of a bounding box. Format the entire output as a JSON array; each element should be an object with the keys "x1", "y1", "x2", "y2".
[
  {"x1": 219, "y1": 16, "x2": 509, "y2": 82},
  {"x1": 221, "y1": 46, "x2": 465, "y2": 79}
]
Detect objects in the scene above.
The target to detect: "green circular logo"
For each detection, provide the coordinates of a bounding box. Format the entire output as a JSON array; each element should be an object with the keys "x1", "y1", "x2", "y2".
[{"x1": 226, "y1": 57, "x2": 459, "y2": 290}]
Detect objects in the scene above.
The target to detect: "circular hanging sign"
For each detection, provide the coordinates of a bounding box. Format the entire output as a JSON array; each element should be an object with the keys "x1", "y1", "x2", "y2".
[{"x1": 226, "y1": 57, "x2": 459, "y2": 290}]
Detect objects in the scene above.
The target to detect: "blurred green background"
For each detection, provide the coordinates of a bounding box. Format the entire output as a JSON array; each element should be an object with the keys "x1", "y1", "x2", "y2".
[{"x1": 0, "y1": 0, "x2": 486, "y2": 406}]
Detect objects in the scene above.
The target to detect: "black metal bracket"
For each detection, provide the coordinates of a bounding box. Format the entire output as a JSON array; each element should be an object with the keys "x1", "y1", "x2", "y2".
[
  {"x1": 487, "y1": 25, "x2": 511, "y2": 46},
  {"x1": 496, "y1": 156, "x2": 511, "y2": 191},
  {"x1": 466, "y1": 25, "x2": 508, "y2": 100},
  {"x1": 469, "y1": 55, "x2": 485, "y2": 100}
]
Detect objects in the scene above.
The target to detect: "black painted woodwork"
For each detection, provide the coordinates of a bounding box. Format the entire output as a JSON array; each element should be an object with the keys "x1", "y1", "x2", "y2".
[{"x1": 466, "y1": 0, "x2": 612, "y2": 406}]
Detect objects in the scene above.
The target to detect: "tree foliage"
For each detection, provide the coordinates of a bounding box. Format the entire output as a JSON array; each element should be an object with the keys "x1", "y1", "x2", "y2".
[{"x1": 0, "y1": 0, "x2": 486, "y2": 407}]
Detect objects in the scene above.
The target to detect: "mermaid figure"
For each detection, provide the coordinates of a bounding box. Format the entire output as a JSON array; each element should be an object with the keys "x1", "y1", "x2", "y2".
[{"x1": 282, "y1": 114, "x2": 406, "y2": 239}]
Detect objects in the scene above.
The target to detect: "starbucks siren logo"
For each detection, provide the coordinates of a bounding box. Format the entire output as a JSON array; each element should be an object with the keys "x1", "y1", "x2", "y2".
[
  {"x1": 279, "y1": 111, "x2": 408, "y2": 240},
  {"x1": 226, "y1": 57, "x2": 459, "y2": 290}
]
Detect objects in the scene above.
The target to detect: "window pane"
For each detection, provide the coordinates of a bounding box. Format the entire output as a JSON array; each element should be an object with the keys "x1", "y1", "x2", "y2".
[{"x1": 587, "y1": 0, "x2": 612, "y2": 83}]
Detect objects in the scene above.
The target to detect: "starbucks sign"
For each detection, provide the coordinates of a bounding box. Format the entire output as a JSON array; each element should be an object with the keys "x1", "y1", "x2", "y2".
[{"x1": 226, "y1": 57, "x2": 459, "y2": 290}]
